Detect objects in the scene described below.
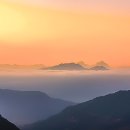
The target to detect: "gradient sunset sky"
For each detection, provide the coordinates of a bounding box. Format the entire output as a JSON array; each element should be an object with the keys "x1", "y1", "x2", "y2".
[{"x1": 0, "y1": 0, "x2": 130, "y2": 67}]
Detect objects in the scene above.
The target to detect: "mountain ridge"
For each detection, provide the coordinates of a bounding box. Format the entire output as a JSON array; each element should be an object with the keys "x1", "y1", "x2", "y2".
[
  {"x1": 43, "y1": 61, "x2": 110, "y2": 71},
  {"x1": 0, "y1": 89, "x2": 74, "y2": 125},
  {"x1": 23, "y1": 90, "x2": 130, "y2": 130},
  {"x1": 43, "y1": 63, "x2": 86, "y2": 70},
  {"x1": 0, "y1": 115, "x2": 20, "y2": 130}
]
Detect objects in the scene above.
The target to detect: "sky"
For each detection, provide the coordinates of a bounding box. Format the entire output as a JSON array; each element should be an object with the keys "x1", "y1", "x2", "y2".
[{"x1": 0, "y1": 0, "x2": 130, "y2": 67}]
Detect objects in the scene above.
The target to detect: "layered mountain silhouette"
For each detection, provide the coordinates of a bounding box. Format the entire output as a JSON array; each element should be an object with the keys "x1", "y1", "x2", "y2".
[
  {"x1": 0, "y1": 89, "x2": 74, "y2": 125},
  {"x1": 95, "y1": 61, "x2": 110, "y2": 68},
  {"x1": 0, "y1": 115, "x2": 20, "y2": 130},
  {"x1": 43, "y1": 63, "x2": 86, "y2": 70},
  {"x1": 90, "y1": 65, "x2": 109, "y2": 71},
  {"x1": 43, "y1": 61, "x2": 110, "y2": 71},
  {"x1": 23, "y1": 90, "x2": 130, "y2": 130},
  {"x1": 89, "y1": 61, "x2": 110, "y2": 70}
]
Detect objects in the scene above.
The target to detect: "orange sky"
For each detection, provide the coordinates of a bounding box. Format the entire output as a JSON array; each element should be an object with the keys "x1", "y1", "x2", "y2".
[{"x1": 0, "y1": 1, "x2": 130, "y2": 67}]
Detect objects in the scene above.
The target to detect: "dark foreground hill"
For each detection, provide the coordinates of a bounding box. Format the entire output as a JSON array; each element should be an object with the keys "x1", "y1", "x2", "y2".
[
  {"x1": 0, "y1": 115, "x2": 20, "y2": 130},
  {"x1": 0, "y1": 89, "x2": 74, "y2": 125},
  {"x1": 24, "y1": 90, "x2": 130, "y2": 130}
]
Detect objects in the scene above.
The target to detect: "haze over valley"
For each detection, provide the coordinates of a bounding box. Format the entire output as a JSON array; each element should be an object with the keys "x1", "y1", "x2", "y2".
[
  {"x1": 0, "y1": 0, "x2": 130, "y2": 129},
  {"x1": 0, "y1": 68, "x2": 129, "y2": 103}
]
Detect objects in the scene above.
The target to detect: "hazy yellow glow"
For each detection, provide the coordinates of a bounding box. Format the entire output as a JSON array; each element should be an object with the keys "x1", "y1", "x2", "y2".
[{"x1": 0, "y1": 1, "x2": 130, "y2": 67}]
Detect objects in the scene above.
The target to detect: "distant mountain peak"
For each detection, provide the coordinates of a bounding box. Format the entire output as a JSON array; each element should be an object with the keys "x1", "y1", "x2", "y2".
[
  {"x1": 44, "y1": 62, "x2": 86, "y2": 70},
  {"x1": 89, "y1": 61, "x2": 110, "y2": 70},
  {"x1": 96, "y1": 61, "x2": 110, "y2": 68},
  {"x1": 90, "y1": 65, "x2": 109, "y2": 71}
]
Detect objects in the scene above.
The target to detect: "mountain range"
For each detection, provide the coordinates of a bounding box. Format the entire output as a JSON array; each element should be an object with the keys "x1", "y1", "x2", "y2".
[
  {"x1": 23, "y1": 90, "x2": 130, "y2": 130},
  {"x1": 0, "y1": 89, "x2": 74, "y2": 125},
  {"x1": 43, "y1": 62, "x2": 109, "y2": 71},
  {"x1": 0, "y1": 61, "x2": 110, "y2": 71}
]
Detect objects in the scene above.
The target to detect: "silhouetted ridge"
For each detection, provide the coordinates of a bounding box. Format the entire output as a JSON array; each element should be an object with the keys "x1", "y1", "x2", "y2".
[
  {"x1": 0, "y1": 89, "x2": 74, "y2": 125},
  {"x1": 90, "y1": 66, "x2": 109, "y2": 70},
  {"x1": 44, "y1": 63, "x2": 86, "y2": 70},
  {"x1": 0, "y1": 115, "x2": 20, "y2": 130},
  {"x1": 23, "y1": 90, "x2": 130, "y2": 130},
  {"x1": 0, "y1": 89, "x2": 50, "y2": 99},
  {"x1": 95, "y1": 61, "x2": 110, "y2": 68}
]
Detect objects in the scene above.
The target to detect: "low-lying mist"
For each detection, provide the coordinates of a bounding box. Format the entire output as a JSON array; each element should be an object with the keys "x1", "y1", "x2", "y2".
[{"x1": 0, "y1": 69, "x2": 130, "y2": 102}]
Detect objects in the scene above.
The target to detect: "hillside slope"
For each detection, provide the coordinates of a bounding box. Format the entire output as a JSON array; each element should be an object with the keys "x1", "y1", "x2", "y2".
[
  {"x1": 24, "y1": 90, "x2": 130, "y2": 130},
  {"x1": 0, "y1": 89, "x2": 74, "y2": 125}
]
